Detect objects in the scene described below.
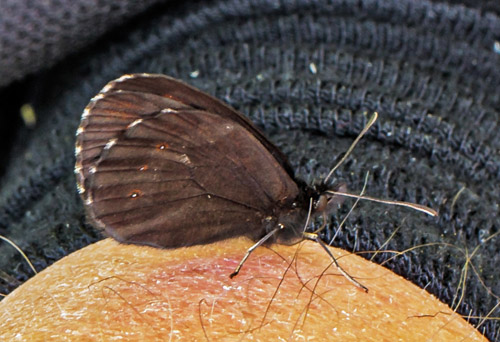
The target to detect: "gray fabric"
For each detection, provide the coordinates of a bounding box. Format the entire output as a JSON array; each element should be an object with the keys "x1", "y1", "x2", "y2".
[
  {"x1": 0, "y1": 0, "x2": 499, "y2": 340},
  {"x1": 0, "y1": 0, "x2": 164, "y2": 86}
]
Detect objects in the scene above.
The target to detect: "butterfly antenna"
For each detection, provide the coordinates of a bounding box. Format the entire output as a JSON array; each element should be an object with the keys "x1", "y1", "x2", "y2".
[
  {"x1": 325, "y1": 190, "x2": 438, "y2": 216},
  {"x1": 323, "y1": 112, "x2": 378, "y2": 185}
]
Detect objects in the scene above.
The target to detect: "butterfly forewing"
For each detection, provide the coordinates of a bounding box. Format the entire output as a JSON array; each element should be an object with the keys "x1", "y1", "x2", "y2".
[
  {"x1": 76, "y1": 75, "x2": 300, "y2": 248},
  {"x1": 76, "y1": 74, "x2": 293, "y2": 200},
  {"x1": 104, "y1": 74, "x2": 293, "y2": 172}
]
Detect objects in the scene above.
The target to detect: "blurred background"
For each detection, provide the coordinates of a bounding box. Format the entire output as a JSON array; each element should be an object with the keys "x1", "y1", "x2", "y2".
[{"x1": 0, "y1": 0, "x2": 499, "y2": 340}]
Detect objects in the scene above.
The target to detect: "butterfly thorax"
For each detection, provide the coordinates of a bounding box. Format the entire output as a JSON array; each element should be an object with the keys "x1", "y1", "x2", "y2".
[{"x1": 261, "y1": 181, "x2": 318, "y2": 246}]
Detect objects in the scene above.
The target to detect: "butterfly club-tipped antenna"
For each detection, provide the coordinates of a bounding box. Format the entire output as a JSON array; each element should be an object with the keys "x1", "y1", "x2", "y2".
[
  {"x1": 322, "y1": 112, "x2": 379, "y2": 186},
  {"x1": 230, "y1": 111, "x2": 437, "y2": 292},
  {"x1": 311, "y1": 112, "x2": 378, "y2": 233},
  {"x1": 319, "y1": 111, "x2": 437, "y2": 217},
  {"x1": 306, "y1": 111, "x2": 437, "y2": 291}
]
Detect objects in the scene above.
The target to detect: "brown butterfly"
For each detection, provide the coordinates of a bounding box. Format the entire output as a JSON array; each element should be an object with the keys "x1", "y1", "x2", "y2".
[{"x1": 75, "y1": 74, "x2": 437, "y2": 291}]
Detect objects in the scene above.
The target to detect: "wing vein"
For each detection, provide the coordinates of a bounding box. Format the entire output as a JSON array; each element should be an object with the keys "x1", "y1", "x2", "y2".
[{"x1": 94, "y1": 193, "x2": 260, "y2": 221}]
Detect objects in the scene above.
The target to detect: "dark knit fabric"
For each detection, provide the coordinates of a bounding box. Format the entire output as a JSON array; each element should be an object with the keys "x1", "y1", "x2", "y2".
[
  {"x1": 0, "y1": 0, "x2": 499, "y2": 340},
  {"x1": 0, "y1": 0, "x2": 167, "y2": 87}
]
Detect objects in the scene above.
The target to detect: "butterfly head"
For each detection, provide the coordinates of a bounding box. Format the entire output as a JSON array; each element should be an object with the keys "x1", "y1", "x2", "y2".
[{"x1": 312, "y1": 182, "x2": 348, "y2": 217}]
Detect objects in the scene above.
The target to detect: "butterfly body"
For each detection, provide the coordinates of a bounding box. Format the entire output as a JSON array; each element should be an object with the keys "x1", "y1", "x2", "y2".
[
  {"x1": 75, "y1": 74, "x2": 324, "y2": 249},
  {"x1": 76, "y1": 74, "x2": 437, "y2": 290}
]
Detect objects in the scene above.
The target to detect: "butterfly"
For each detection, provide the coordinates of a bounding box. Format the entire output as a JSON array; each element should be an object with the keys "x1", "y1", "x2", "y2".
[{"x1": 75, "y1": 74, "x2": 437, "y2": 291}]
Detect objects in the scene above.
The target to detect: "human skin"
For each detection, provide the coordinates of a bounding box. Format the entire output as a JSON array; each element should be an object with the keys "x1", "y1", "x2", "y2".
[{"x1": 0, "y1": 237, "x2": 487, "y2": 341}]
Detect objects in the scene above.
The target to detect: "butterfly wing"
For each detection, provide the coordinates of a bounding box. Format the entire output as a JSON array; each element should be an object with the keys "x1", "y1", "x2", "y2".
[
  {"x1": 105, "y1": 74, "x2": 292, "y2": 172},
  {"x1": 75, "y1": 74, "x2": 293, "y2": 200},
  {"x1": 75, "y1": 74, "x2": 299, "y2": 247}
]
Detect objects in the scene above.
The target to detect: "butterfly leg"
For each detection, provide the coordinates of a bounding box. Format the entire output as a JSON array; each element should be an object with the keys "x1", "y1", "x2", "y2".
[
  {"x1": 230, "y1": 226, "x2": 281, "y2": 278},
  {"x1": 302, "y1": 232, "x2": 368, "y2": 292}
]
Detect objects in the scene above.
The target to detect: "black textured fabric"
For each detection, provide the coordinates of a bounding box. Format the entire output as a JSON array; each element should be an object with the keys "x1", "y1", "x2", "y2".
[
  {"x1": 0, "y1": 0, "x2": 166, "y2": 87},
  {"x1": 0, "y1": 0, "x2": 499, "y2": 340}
]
